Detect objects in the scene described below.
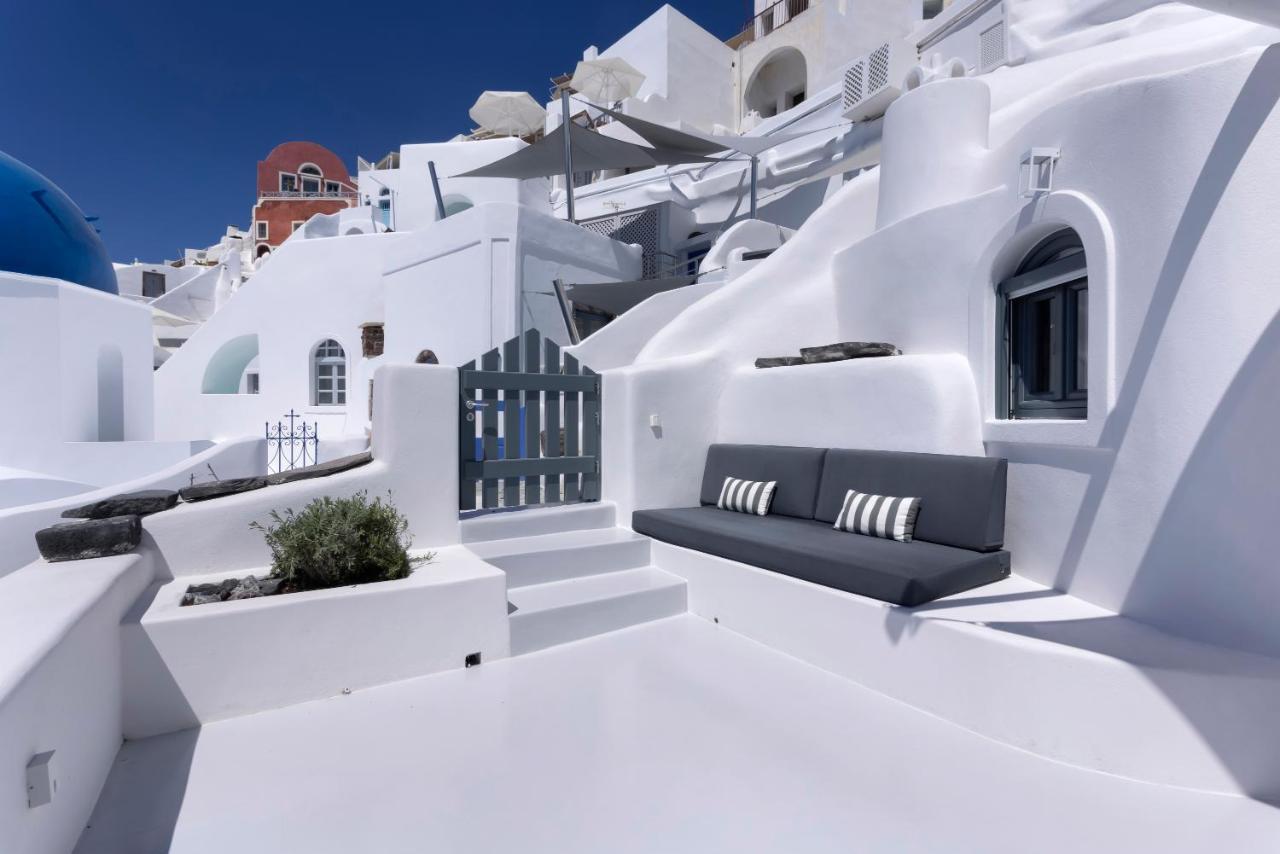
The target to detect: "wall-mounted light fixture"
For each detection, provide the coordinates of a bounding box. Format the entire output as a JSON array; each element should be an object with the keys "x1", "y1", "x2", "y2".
[{"x1": 1020, "y1": 148, "x2": 1061, "y2": 197}]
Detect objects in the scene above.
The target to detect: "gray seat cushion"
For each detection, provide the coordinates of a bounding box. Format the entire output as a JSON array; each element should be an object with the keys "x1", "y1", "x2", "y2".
[
  {"x1": 700, "y1": 444, "x2": 827, "y2": 520},
  {"x1": 633, "y1": 506, "x2": 1010, "y2": 607},
  {"x1": 816, "y1": 449, "x2": 1007, "y2": 552}
]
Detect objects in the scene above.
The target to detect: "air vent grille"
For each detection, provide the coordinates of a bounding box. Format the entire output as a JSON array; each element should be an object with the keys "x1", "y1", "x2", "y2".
[
  {"x1": 979, "y1": 21, "x2": 1008, "y2": 73},
  {"x1": 843, "y1": 61, "x2": 865, "y2": 109},
  {"x1": 868, "y1": 45, "x2": 891, "y2": 92}
]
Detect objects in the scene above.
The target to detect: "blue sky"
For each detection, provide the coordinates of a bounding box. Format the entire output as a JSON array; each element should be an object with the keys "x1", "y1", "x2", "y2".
[{"x1": 0, "y1": 0, "x2": 743, "y2": 262}]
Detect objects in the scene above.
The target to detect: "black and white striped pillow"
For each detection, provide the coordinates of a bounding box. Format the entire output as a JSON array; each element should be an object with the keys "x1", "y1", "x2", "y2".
[
  {"x1": 717, "y1": 477, "x2": 777, "y2": 516},
  {"x1": 834, "y1": 490, "x2": 921, "y2": 542}
]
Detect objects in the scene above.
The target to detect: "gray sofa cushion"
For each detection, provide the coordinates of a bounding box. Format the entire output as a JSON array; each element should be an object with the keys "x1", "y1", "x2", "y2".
[
  {"x1": 815, "y1": 449, "x2": 1007, "y2": 552},
  {"x1": 633, "y1": 506, "x2": 1010, "y2": 607},
  {"x1": 700, "y1": 444, "x2": 827, "y2": 520}
]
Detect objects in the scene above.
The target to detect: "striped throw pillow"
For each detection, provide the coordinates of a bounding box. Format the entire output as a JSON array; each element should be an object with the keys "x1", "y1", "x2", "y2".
[
  {"x1": 834, "y1": 489, "x2": 921, "y2": 542},
  {"x1": 717, "y1": 477, "x2": 777, "y2": 516}
]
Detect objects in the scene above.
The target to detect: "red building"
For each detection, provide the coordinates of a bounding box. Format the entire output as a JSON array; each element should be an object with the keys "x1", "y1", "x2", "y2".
[{"x1": 251, "y1": 142, "x2": 357, "y2": 257}]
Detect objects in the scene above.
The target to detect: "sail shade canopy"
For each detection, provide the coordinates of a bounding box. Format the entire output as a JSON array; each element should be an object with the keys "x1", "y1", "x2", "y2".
[
  {"x1": 589, "y1": 104, "x2": 810, "y2": 157},
  {"x1": 452, "y1": 121, "x2": 715, "y2": 179}
]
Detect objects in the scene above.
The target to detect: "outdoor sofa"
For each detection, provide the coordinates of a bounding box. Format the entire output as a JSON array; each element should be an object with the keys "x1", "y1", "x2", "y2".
[{"x1": 632, "y1": 444, "x2": 1011, "y2": 607}]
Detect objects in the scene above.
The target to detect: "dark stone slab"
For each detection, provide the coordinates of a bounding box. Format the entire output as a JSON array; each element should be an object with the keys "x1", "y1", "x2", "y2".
[
  {"x1": 754, "y1": 356, "x2": 806, "y2": 369},
  {"x1": 61, "y1": 489, "x2": 179, "y2": 520},
  {"x1": 800, "y1": 342, "x2": 901, "y2": 364},
  {"x1": 266, "y1": 451, "x2": 373, "y2": 486},
  {"x1": 182, "y1": 574, "x2": 284, "y2": 606},
  {"x1": 36, "y1": 516, "x2": 142, "y2": 563},
  {"x1": 178, "y1": 477, "x2": 267, "y2": 503},
  {"x1": 227, "y1": 576, "x2": 261, "y2": 601}
]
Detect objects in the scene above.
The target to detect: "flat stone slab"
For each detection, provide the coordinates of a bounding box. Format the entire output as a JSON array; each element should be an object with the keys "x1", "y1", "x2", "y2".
[
  {"x1": 36, "y1": 515, "x2": 142, "y2": 563},
  {"x1": 800, "y1": 342, "x2": 901, "y2": 363},
  {"x1": 266, "y1": 451, "x2": 373, "y2": 486},
  {"x1": 61, "y1": 489, "x2": 179, "y2": 520},
  {"x1": 755, "y1": 356, "x2": 806, "y2": 369},
  {"x1": 179, "y1": 476, "x2": 267, "y2": 503}
]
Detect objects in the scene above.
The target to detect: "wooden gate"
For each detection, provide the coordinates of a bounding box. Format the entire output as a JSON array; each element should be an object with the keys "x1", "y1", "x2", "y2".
[{"x1": 459, "y1": 329, "x2": 601, "y2": 512}]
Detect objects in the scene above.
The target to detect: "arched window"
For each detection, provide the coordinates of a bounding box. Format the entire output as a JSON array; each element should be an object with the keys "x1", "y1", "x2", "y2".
[
  {"x1": 312, "y1": 339, "x2": 347, "y2": 405},
  {"x1": 299, "y1": 164, "x2": 322, "y2": 194},
  {"x1": 998, "y1": 229, "x2": 1087, "y2": 419}
]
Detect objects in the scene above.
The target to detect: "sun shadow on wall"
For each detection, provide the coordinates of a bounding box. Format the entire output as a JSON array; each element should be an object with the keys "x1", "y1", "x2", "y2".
[{"x1": 1049, "y1": 44, "x2": 1280, "y2": 598}]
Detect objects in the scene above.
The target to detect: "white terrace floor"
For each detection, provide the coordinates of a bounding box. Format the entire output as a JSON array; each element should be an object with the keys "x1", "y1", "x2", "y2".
[{"x1": 78, "y1": 614, "x2": 1280, "y2": 854}]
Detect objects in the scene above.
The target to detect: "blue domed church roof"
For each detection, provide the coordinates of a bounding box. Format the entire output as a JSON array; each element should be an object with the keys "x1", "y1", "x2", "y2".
[{"x1": 0, "y1": 150, "x2": 117, "y2": 295}]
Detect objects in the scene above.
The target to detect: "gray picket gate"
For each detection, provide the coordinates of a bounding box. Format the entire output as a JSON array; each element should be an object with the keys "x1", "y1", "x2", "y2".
[{"x1": 459, "y1": 329, "x2": 601, "y2": 512}]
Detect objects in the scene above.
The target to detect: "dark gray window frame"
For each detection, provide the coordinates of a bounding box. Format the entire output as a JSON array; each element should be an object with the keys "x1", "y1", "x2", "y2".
[
  {"x1": 997, "y1": 232, "x2": 1088, "y2": 420},
  {"x1": 141, "y1": 270, "x2": 166, "y2": 299}
]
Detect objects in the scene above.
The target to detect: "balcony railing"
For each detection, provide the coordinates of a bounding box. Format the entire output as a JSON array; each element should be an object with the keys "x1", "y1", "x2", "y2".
[
  {"x1": 727, "y1": 0, "x2": 812, "y2": 48},
  {"x1": 259, "y1": 190, "x2": 359, "y2": 202}
]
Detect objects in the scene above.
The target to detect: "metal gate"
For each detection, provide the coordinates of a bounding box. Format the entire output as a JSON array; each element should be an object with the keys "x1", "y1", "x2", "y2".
[{"x1": 459, "y1": 329, "x2": 601, "y2": 512}]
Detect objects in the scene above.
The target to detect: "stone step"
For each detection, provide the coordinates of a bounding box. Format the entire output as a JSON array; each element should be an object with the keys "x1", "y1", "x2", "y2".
[
  {"x1": 36, "y1": 516, "x2": 142, "y2": 563},
  {"x1": 507, "y1": 566, "x2": 687, "y2": 656},
  {"x1": 467, "y1": 527, "x2": 650, "y2": 589},
  {"x1": 460, "y1": 501, "x2": 616, "y2": 544}
]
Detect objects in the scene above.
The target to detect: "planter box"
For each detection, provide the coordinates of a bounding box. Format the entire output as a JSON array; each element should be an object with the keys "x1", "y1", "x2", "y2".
[{"x1": 122, "y1": 546, "x2": 509, "y2": 739}]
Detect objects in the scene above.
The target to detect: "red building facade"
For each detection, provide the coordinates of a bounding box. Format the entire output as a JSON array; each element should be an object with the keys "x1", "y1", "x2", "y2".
[{"x1": 251, "y1": 142, "x2": 357, "y2": 257}]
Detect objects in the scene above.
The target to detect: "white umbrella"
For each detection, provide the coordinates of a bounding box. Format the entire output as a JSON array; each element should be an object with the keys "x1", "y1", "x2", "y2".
[
  {"x1": 468, "y1": 91, "x2": 546, "y2": 137},
  {"x1": 570, "y1": 57, "x2": 645, "y2": 104}
]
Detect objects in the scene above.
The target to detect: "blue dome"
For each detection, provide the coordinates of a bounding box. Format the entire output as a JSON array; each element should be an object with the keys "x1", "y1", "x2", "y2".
[{"x1": 0, "y1": 150, "x2": 117, "y2": 295}]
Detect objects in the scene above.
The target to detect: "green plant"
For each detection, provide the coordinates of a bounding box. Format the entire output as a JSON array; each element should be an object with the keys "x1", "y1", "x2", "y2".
[{"x1": 250, "y1": 491, "x2": 432, "y2": 592}]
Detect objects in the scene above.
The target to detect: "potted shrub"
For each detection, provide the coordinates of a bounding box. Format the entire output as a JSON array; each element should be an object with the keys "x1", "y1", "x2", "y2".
[{"x1": 252, "y1": 491, "x2": 432, "y2": 593}]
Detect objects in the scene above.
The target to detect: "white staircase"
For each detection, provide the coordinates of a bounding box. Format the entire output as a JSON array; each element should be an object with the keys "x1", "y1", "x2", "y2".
[{"x1": 464, "y1": 503, "x2": 686, "y2": 655}]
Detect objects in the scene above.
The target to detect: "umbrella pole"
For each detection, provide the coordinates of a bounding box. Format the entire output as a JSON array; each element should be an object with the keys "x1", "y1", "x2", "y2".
[
  {"x1": 428, "y1": 160, "x2": 447, "y2": 221},
  {"x1": 750, "y1": 155, "x2": 758, "y2": 220},
  {"x1": 561, "y1": 89, "x2": 576, "y2": 224}
]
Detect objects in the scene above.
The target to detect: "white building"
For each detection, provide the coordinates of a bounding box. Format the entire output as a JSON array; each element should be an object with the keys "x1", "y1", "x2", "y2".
[
  {"x1": 152, "y1": 138, "x2": 640, "y2": 442},
  {"x1": 5, "y1": 2, "x2": 1280, "y2": 852}
]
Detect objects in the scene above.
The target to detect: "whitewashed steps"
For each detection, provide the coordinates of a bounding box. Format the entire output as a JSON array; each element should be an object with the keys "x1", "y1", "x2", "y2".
[
  {"x1": 460, "y1": 501, "x2": 616, "y2": 544},
  {"x1": 507, "y1": 567, "x2": 687, "y2": 655},
  {"x1": 467, "y1": 527, "x2": 651, "y2": 589}
]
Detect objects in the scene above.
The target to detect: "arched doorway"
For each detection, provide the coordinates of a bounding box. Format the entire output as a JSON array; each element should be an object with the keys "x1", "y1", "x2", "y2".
[
  {"x1": 202, "y1": 334, "x2": 260, "y2": 394},
  {"x1": 744, "y1": 47, "x2": 808, "y2": 120}
]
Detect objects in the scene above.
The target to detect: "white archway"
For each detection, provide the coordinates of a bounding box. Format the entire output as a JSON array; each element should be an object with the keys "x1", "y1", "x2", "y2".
[
  {"x1": 441, "y1": 194, "x2": 474, "y2": 219},
  {"x1": 744, "y1": 47, "x2": 808, "y2": 119},
  {"x1": 202, "y1": 334, "x2": 260, "y2": 394}
]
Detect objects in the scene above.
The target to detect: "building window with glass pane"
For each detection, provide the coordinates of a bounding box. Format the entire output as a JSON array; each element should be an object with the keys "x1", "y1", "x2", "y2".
[
  {"x1": 999, "y1": 230, "x2": 1087, "y2": 420},
  {"x1": 312, "y1": 339, "x2": 346, "y2": 406}
]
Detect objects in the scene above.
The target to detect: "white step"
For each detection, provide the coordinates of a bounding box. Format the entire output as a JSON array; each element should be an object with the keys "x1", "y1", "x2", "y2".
[
  {"x1": 460, "y1": 501, "x2": 616, "y2": 544},
  {"x1": 508, "y1": 567, "x2": 687, "y2": 655},
  {"x1": 467, "y1": 528, "x2": 651, "y2": 589}
]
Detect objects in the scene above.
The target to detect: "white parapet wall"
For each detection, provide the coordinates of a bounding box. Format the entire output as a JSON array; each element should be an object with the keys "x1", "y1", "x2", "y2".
[
  {"x1": 0, "y1": 363, "x2": 477, "y2": 854},
  {"x1": 145, "y1": 364, "x2": 460, "y2": 578},
  {"x1": 0, "y1": 552, "x2": 154, "y2": 854},
  {"x1": 0, "y1": 437, "x2": 265, "y2": 580},
  {"x1": 122, "y1": 545, "x2": 509, "y2": 738}
]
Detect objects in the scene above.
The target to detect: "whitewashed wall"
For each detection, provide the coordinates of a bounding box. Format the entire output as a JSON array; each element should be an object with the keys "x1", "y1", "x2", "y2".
[{"x1": 598, "y1": 17, "x2": 1280, "y2": 663}]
